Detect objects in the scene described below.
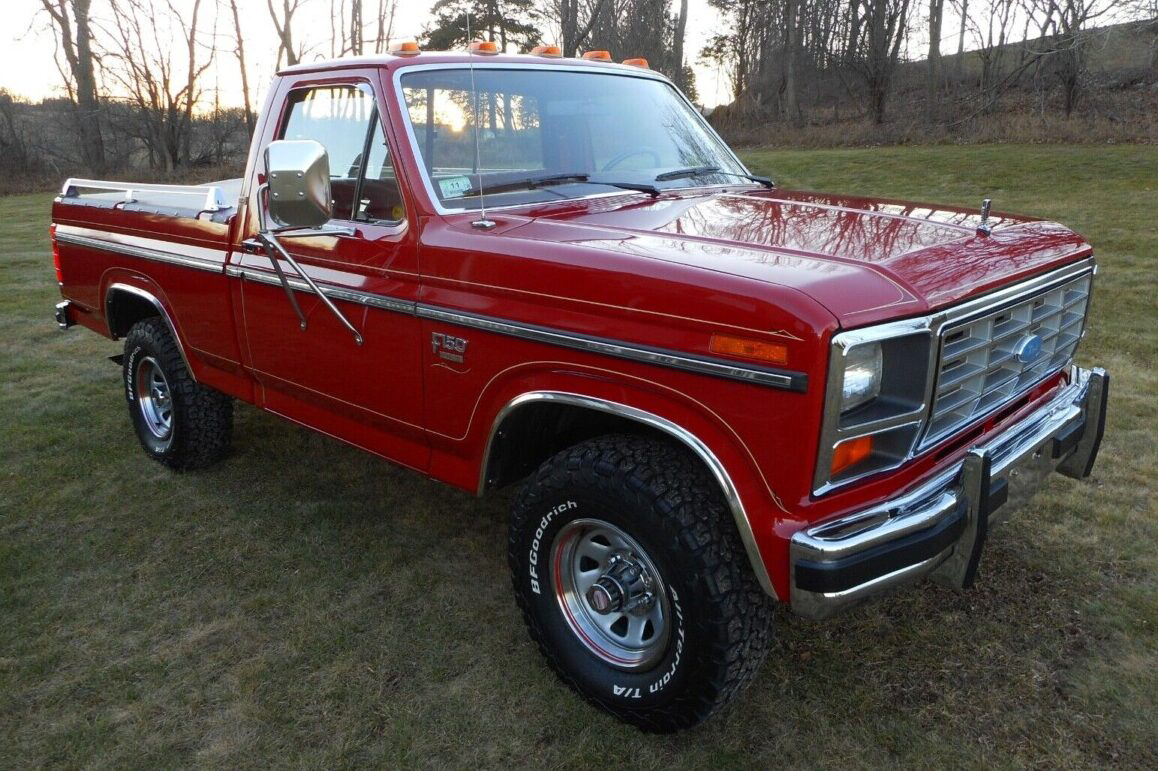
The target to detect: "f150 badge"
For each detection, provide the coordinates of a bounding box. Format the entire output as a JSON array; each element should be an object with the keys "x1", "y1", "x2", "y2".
[{"x1": 431, "y1": 332, "x2": 469, "y2": 363}]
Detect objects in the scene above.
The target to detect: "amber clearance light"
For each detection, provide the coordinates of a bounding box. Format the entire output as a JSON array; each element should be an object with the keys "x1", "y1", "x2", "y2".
[
  {"x1": 831, "y1": 436, "x2": 873, "y2": 475},
  {"x1": 390, "y1": 41, "x2": 420, "y2": 55},
  {"x1": 622, "y1": 57, "x2": 649, "y2": 68},
  {"x1": 581, "y1": 50, "x2": 612, "y2": 61},
  {"x1": 709, "y1": 334, "x2": 788, "y2": 366},
  {"x1": 532, "y1": 45, "x2": 562, "y2": 57},
  {"x1": 469, "y1": 41, "x2": 500, "y2": 54}
]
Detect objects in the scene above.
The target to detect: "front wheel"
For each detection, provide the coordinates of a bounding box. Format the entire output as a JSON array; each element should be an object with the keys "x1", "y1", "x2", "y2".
[{"x1": 508, "y1": 435, "x2": 774, "y2": 732}]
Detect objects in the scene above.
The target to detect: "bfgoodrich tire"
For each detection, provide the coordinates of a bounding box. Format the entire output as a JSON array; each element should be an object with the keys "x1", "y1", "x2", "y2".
[
  {"x1": 508, "y1": 434, "x2": 774, "y2": 732},
  {"x1": 123, "y1": 317, "x2": 232, "y2": 470}
]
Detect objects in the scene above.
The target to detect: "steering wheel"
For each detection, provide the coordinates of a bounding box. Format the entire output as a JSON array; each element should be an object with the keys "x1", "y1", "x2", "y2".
[{"x1": 601, "y1": 147, "x2": 661, "y2": 172}]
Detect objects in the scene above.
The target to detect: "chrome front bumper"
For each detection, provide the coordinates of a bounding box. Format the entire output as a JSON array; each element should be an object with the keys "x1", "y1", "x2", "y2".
[{"x1": 790, "y1": 366, "x2": 1109, "y2": 620}]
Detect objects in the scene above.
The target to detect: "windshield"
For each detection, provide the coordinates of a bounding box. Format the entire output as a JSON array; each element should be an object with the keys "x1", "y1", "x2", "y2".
[{"x1": 398, "y1": 67, "x2": 748, "y2": 211}]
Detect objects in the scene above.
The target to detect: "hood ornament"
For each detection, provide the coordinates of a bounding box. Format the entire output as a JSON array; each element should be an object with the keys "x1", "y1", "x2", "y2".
[{"x1": 977, "y1": 198, "x2": 992, "y2": 236}]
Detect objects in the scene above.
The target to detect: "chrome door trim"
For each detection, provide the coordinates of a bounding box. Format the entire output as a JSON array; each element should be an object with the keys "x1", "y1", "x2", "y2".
[
  {"x1": 228, "y1": 264, "x2": 807, "y2": 390},
  {"x1": 225, "y1": 264, "x2": 416, "y2": 315},
  {"x1": 481, "y1": 391, "x2": 779, "y2": 599}
]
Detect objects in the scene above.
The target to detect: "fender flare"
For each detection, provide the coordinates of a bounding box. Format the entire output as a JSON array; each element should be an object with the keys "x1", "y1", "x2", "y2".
[
  {"x1": 104, "y1": 282, "x2": 195, "y2": 377},
  {"x1": 481, "y1": 390, "x2": 779, "y2": 600}
]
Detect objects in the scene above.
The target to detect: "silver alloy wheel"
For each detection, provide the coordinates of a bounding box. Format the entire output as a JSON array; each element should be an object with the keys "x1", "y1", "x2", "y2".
[
  {"x1": 135, "y1": 356, "x2": 173, "y2": 442},
  {"x1": 551, "y1": 518, "x2": 671, "y2": 670}
]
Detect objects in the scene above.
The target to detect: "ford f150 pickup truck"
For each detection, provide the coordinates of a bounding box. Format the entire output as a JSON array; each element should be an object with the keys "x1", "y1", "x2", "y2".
[{"x1": 50, "y1": 47, "x2": 1109, "y2": 732}]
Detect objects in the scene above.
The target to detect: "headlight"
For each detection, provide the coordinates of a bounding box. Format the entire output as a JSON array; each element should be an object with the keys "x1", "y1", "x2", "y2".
[
  {"x1": 814, "y1": 323, "x2": 935, "y2": 494},
  {"x1": 841, "y1": 343, "x2": 882, "y2": 412}
]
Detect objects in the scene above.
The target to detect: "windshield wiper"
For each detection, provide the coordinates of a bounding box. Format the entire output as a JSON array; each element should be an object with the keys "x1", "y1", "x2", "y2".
[
  {"x1": 654, "y1": 165, "x2": 775, "y2": 188},
  {"x1": 464, "y1": 172, "x2": 591, "y2": 197}
]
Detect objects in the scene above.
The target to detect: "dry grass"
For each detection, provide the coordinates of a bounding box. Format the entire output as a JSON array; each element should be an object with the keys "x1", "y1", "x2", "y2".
[{"x1": 1, "y1": 145, "x2": 1156, "y2": 767}]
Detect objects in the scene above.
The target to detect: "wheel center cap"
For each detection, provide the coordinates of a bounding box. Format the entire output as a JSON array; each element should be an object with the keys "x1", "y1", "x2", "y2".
[{"x1": 586, "y1": 581, "x2": 622, "y2": 614}]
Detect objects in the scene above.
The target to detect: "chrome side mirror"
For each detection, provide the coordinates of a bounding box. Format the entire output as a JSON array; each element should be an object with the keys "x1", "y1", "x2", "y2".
[{"x1": 263, "y1": 139, "x2": 332, "y2": 228}]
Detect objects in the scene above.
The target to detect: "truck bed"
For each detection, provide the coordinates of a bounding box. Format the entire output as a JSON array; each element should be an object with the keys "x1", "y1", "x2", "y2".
[{"x1": 58, "y1": 177, "x2": 241, "y2": 225}]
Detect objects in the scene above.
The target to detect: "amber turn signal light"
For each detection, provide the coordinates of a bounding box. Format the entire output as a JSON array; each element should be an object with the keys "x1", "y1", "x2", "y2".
[
  {"x1": 622, "y1": 57, "x2": 649, "y2": 68},
  {"x1": 390, "y1": 41, "x2": 420, "y2": 55},
  {"x1": 470, "y1": 41, "x2": 500, "y2": 54},
  {"x1": 709, "y1": 334, "x2": 788, "y2": 366},
  {"x1": 581, "y1": 50, "x2": 612, "y2": 61},
  {"x1": 532, "y1": 44, "x2": 562, "y2": 57},
  {"x1": 831, "y1": 436, "x2": 873, "y2": 475}
]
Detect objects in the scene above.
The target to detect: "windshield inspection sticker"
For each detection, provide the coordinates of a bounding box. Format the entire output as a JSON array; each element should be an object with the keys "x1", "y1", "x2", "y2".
[{"x1": 438, "y1": 176, "x2": 473, "y2": 198}]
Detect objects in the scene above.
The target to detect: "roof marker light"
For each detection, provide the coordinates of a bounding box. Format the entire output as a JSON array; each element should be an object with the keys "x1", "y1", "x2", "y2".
[
  {"x1": 622, "y1": 57, "x2": 649, "y2": 68},
  {"x1": 470, "y1": 40, "x2": 501, "y2": 54},
  {"x1": 531, "y1": 45, "x2": 562, "y2": 57},
  {"x1": 581, "y1": 50, "x2": 612, "y2": 61},
  {"x1": 390, "y1": 41, "x2": 420, "y2": 55}
]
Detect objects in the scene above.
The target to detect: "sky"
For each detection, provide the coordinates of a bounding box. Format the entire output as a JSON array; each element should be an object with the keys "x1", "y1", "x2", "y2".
[{"x1": 2, "y1": 0, "x2": 733, "y2": 107}]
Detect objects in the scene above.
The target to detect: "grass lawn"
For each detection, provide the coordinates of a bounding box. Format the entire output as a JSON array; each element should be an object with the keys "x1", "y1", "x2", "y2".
[{"x1": 2, "y1": 145, "x2": 1155, "y2": 767}]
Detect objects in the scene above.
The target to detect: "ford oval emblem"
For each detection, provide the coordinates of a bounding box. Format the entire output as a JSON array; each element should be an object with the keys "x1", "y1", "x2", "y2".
[{"x1": 1014, "y1": 334, "x2": 1044, "y2": 364}]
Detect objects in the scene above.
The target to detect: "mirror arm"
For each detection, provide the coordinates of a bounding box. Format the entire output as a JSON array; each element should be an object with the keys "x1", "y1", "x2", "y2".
[
  {"x1": 254, "y1": 183, "x2": 309, "y2": 332},
  {"x1": 254, "y1": 183, "x2": 364, "y2": 346}
]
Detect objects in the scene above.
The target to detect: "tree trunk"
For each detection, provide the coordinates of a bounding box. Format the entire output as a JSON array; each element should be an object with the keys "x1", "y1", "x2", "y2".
[
  {"x1": 41, "y1": 0, "x2": 106, "y2": 173},
  {"x1": 783, "y1": 0, "x2": 800, "y2": 123},
  {"x1": 229, "y1": 0, "x2": 255, "y2": 136},
  {"x1": 672, "y1": 0, "x2": 688, "y2": 87},
  {"x1": 955, "y1": 0, "x2": 968, "y2": 80},
  {"x1": 927, "y1": 0, "x2": 943, "y2": 121}
]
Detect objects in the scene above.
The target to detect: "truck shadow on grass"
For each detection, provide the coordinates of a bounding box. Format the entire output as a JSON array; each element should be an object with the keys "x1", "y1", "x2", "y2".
[
  {"x1": 5, "y1": 335, "x2": 1140, "y2": 767},
  {"x1": 158, "y1": 402, "x2": 1125, "y2": 765}
]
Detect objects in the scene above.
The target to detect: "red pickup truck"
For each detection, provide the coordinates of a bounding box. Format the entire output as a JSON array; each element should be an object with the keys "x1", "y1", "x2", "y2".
[{"x1": 50, "y1": 49, "x2": 1108, "y2": 732}]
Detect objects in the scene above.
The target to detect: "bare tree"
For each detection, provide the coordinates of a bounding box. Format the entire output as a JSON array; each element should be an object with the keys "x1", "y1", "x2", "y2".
[
  {"x1": 373, "y1": 0, "x2": 398, "y2": 52},
  {"x1": 228, "y1": 0, "x2": 255, "y2": 135},
  {"x1": 672, "y1": 0, "x2": 688, "y2": 87},
  {"x1": 858, "y1": 0, "x2": 912, "y2": 123},
  {"x1": 101, "y1": 0, "x2": 215, "y2": 170},
  {"x1": 267, "y1": 0, "x2": 306, "y2": 66},
  {"x1": 39, "y1": 0, "x2": 105, "y2": 172},
  {"x1": 927, "y1": 0, "x2": 944, "y2": 120}
]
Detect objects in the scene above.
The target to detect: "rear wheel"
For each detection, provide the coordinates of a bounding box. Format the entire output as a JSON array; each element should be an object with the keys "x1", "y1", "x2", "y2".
[
  {"x1": 508, "y1": 435, "x2": 774, "y2": 732},
  {"x1": 123, "y1": 317, "x2": 232, "y2": 470}
]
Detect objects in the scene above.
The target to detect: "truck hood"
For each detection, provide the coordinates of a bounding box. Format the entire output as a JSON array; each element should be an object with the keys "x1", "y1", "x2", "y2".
[{"x1": 529, "y1": 189, "x2": 1092, "y2": 328}]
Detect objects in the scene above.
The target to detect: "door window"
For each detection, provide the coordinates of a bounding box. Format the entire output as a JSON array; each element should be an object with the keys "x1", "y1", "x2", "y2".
[{"x1": 280, "y1": 85, "x2": 404, "y2": 225}]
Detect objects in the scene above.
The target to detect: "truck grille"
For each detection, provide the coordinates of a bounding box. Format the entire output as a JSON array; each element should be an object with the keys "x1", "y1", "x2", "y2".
[{"x1": 923, "y1": 273, "x2": 1092, "y2": 448}]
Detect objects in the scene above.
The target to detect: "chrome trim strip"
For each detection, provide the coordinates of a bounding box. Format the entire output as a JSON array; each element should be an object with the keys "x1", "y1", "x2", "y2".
[
  {"x1": 57, "y1": 232, "x2": 223, "y2": 274},
  {"x1": 104, "y1": 283, "x2": 195, "y2": 376},
  {"x1": 813, "y1": 258, "x2": 1096, "y2": 495},
  {"x1": 390, "y1": 62, "x2": 756, "y2": 217},
  {"x1": 228, "y1": 265, "x2": 805, "y2": 390},
  {"x1": 481, "y1": 391, "x2": 778, "y2": 599},
  {"x1": 792, "y1": 365, "x2": 1101, "y2": 619},
  {"x1": 226, "y1": 265, "x2": 416, "y2": 314},
  {"x1": 416, "y1": 305, "x2": 806, "y2": 391}
]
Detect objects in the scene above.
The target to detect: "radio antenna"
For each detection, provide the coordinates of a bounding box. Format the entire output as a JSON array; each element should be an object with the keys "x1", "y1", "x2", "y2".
[{"x1": 466, "y1": 14, "x2": 495, "y2": 229}]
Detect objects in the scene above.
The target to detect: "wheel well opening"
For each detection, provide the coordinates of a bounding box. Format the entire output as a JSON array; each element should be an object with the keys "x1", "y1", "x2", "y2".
[
  {"x1": 482, "y1": 402, "x2": 666, "y2": 492},
  {"x1": 106, "y1": 291, "x2": 161, "y2": 338}
]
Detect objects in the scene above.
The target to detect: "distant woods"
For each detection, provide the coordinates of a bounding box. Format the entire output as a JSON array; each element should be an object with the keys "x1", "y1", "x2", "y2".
[
  {"x1": 703, "y1": 0, "x2": 1157, "y2": 135},
  {"x1": 1, "y1": 0, "x2": 1155, "y2": 191}
]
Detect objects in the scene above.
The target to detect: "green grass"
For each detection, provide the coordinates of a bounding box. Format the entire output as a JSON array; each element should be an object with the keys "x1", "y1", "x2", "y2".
[{"x1": 2, "y1": 145, "x2": 1156, "y2": 767}]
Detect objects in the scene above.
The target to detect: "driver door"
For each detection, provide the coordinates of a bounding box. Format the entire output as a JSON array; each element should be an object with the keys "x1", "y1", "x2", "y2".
[{"x1": 234, "y1": 77, "x2": 427, "y2": 469}]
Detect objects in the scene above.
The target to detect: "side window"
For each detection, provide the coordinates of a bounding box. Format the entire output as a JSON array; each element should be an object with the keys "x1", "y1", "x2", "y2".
[{"x1": 280, "y1": 85, "x2": 404, "y2": 225}]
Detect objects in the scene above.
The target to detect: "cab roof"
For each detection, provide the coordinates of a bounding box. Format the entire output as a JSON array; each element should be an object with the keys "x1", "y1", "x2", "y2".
[{"x1": 278, "y1": 51, "x2": 665, "y2": 78}]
